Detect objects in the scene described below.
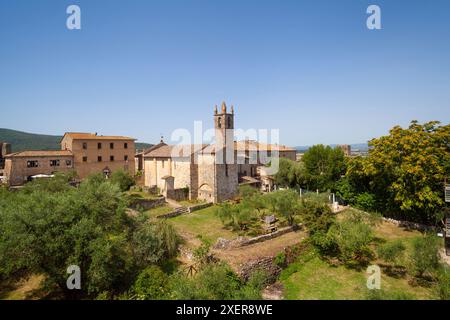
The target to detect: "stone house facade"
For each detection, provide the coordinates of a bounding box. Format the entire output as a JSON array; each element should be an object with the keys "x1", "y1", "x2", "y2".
[
  {"x1": 4, "y1": 150, "x2": 74, "y2": 186},
  {"x1": 4, "y1": 133, "x2": 135, "y2": 186},
  {"x1": 61, "y1": 133, "x2": 135, "y2": 179}
]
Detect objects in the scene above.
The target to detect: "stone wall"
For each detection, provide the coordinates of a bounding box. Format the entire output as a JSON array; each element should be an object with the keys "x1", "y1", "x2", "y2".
[
  {"x1": 187, "y1": 202, "x2": 213, "y2": 213},
  {"x1": 129, "y1": 196, "x2": 166, "y2": 210},
  {"x1": 156, "y1": 210, "x2": 184, "y2": 219},
  {"x1": 237, "y1": 242, "x2": 307, "y2": 282},
  {"x1": 213, "y1": 225, "x2": 300, "y2": 250},
  {"x1": 238, "y1": 256, "x2": 282, "y2": 282},
  {"x1": 382, "y1": 217, "x2": 441, "y2": 232},
  {"x1": 166, "y1": 187, "x2": 189, "y2": 201}
]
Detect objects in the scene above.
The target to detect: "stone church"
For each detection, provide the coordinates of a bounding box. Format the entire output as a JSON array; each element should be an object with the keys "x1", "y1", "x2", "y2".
[{"x1": 139, "y1": 103, "x2": 296, "y2": 203}]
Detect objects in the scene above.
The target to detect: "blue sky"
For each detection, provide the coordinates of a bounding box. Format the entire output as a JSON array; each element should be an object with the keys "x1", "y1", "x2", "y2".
[{"x1": 1, "y1": 0, "x2": 449, "y2": 146}]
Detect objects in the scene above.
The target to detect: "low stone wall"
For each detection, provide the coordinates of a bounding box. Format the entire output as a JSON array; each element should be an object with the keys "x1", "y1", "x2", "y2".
[
  {"x1": 187, "y1": 202, "x2": 213, "y2": 213},
  {"x1": 166, "y1": 188, "x2": 189, "y2": 201},
  {"x1": 382, "y1": 217, "x2": 441, "y2": 232},
  {"x1": 129, "y1": 197, "x2": 166, "y2": 210},
  {"x1": 156, "y1": 210, "x2": 184, "y2": 219},
  {"x1": 237, "y1": 242, "x2": 307, "y2": 281},
  {"x1": 213, "y1": 225, "x2": 300, "y2": 250},
  {"x1": 243, "y1": 225, "x2": 299, "y2": 246},
  {"x1": 238, "y1": 256, "x2": 282, "y2": 282}
]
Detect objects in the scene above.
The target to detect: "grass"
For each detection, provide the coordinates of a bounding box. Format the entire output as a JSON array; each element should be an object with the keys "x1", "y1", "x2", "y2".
[
  {"x1": 281, "y1": 252, "x2": 435, "y2": 300},
  {"x1": 177, "y1": 199, "x2": 206, "y2": 207},
  {"x1": 168, "y1": 206, "x2": 236, "y2": 244},
  {"x1": 126, "y1": 191, "x2": 162, "y2": 200},
  {"x1": 144, "y1": 205, "x2": 174, "y2": 218},
  {"x1": 279, "y1": 211, "x2": 440, "y2": 300}
]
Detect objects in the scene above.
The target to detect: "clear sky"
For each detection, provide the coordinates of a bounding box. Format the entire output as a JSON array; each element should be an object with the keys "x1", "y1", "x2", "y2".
[{"x1": 1, "y1": 0, "x2": 449, "y2": 146}]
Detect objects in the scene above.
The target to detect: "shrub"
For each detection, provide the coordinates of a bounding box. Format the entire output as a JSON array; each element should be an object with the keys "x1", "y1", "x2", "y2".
[
  {"x1": 170, "y1": 263, "x2": 241, "y2": 300},
  {"x1": 234, "y1": 270, "x2": 269, "y2": 300},
  {"x1": 133, "y1": 266, "x2": 169, "y2": 300},
  {"x1": 328, "y1": 219, "x2": 374, "y2": 264},
  {"x1": 409, "y1": 234, "x2": 441, "y2": 278},
  {"x1": 132, "y1": 220, "x2": 179, "y2": 267},
  {"x1": 239, "y1": 185, "x2": 259, "y2": 199},
  {"x1": 299, "y1": 195, "x2": 334, "y2": 234},
  {"x1": 193, "y1": 236, "x2": 212, "y2": 266},
  {"x1": 355, "y1": 192, "x2": 377, "y2": 212},
  {"x1": 273, "y1": 252, "x2": 286, "y2": 268},
  {"x1": 435, "y1": 265, "x2": 450, "y2": 300},
  {"x1": 377, "y1": 240, "x2": 406, "y2": 265},
  {"x1": 169, "y1": 263, "x2": 268, "y2": 300},
  {"x1": 110, "y1": 169, "x2": 135, "y2": 192}
]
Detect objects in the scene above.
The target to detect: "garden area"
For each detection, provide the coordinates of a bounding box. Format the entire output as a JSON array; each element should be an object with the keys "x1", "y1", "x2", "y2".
[{"x1": 278, "y1": 208, "x2": 449, "y2": 300}]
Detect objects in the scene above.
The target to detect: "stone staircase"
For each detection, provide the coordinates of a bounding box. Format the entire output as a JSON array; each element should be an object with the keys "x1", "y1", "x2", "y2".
[{"x1": 174, "y1": 206, "x2": 189, "y2": 215}]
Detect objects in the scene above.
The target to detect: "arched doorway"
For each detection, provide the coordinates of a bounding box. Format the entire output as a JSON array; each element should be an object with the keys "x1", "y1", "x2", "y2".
[{"x1": 198, "y1": 183, "x2": 213, "y2": 202}]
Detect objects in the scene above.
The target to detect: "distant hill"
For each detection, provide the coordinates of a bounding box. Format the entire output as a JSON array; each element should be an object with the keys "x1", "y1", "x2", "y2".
[
  {"x1": 0, "y1": 128, "x2": 153, "y2": 153},
  {"x1": 295, "y1": 143, "x2": 369, "y2": 153}
]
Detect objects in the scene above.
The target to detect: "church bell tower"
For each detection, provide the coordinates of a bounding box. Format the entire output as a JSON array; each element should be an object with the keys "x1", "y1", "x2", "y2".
[{"x1": 213, "y1": 102, "x2": 238, "y2": 202}]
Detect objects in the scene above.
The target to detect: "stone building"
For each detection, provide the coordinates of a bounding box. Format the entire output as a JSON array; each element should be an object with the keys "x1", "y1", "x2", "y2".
[
  {"x1": 61, "y1": 133, "x2": 135, "y2": 179},
  {"x1": 4, "y1": 133, "x2": 135, "y2": 186},
  {"x1": 338, "y1": 144, "x2": 352, "y2": 157},
  {"x1": 141, "y1": 103, "x2": 296, "y2": 203},
  {"x1": 4, "y1": 150, "x2": 74, "y2": 186},
  {"x1": 0, "y1": 142, "x2": 12, "y2": 170}
]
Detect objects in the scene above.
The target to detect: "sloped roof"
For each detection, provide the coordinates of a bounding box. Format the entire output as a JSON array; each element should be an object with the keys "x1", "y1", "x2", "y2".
[
  {"x1": 62, "y1": 132, "x2": 135, "y2": 141},
  {"x1": 144, "y1": 144, "x2": 209, "y2": 158},
  {"x1": 6, "y1": 150, "x2": 73, "y2": 158},
  {"x1": 143, "y1": 140, "x2": 295, "y2": 158},
  {"x1": 138, "y1": 142, "x2": 167, "y2": 156},
  {"x1": 235, "y1": 140, "x2": 295, "y2": 152}
]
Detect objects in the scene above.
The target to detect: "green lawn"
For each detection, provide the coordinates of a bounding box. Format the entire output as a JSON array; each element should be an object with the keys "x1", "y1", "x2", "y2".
[
  {"x1": 279, "y1": 213, "x2": 440, "y2": 300},
  {"x1": 280, "y1": 251, "x2": 435, "y2": 300},
  {"x1": 177, "y1": 199, "x2": 206, "y2": 207},
  {"x1": 144, "y1": 205, "x2": 174, "y2": 218},
  {"x1": 126, "y1": 191, "x2": 162, "y2": 200},
  {"x1": 168, "y1": 206, "x2": 236, "y2": 243}
]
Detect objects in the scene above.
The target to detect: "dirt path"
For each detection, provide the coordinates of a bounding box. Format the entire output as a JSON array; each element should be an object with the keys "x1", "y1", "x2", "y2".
[
  {"x1": 166, "y1": 198, "x2": 182, "y2": 209},
  {"x1": 213, "y1": 230, "x2": 307, "y2": 269}
]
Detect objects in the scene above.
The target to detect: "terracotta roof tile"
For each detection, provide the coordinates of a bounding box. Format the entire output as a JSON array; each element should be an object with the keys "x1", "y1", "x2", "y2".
[
  {"x1": 144, "y1": 144, "x2": 209, "y2": 158},
  {"x1": 63, "y1": 132, "x2": 135, "y2": 141},
  {"x1": 6, "y1": 150, "x2": 73, "y2": 158}
]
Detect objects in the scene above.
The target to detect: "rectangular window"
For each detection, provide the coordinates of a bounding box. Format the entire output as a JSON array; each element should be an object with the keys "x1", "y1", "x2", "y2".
[
  {"x1": 124, "y1": 143, "x2": 128, "y2": 149},
  {"x1": 66, "y1": 160, "x2": 72, "y2": 166},
  {"x1": 110, "y1": 143, "x2": 114, "y2": 149},
  {"x1": 110, "y1": 155, "x2": 115, "y2": 162},
  {"x1": 50, "y1": 160, "x2": 60, "y2": 167},
  {"x1": 98, "y1": 156, "x2": 102, "y2": 162},
  {"x1": 82, "y1": 142, "x2": 87, "y2": 150},
  {"x1": 162, "y1": 160, "x2": 164, "y2": 168},
  {"x1": 124, "y1": 155, "x2": 128, "y2": 161},
  {"x1": 98, "y1": 143, "x2": 102, "y2": 149},
  {"x1": 82, "y1": 156, "x2": 87, "y2": 162},
  {"x1": 27, "y1": 160, "x2": 38, "y2": 168}
]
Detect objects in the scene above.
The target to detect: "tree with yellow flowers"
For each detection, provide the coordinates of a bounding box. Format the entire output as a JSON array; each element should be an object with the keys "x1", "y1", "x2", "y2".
[{"x1": 343, "y1": 121, "x2": 450, "y2": 223}]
